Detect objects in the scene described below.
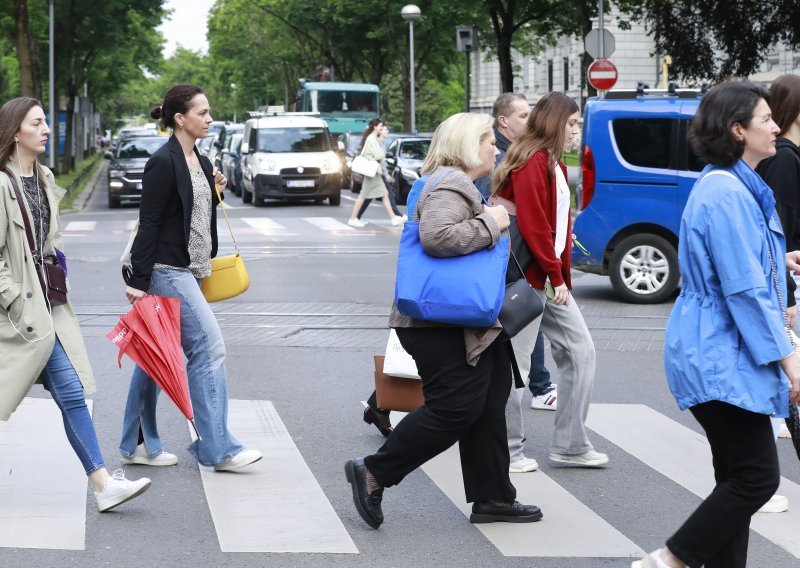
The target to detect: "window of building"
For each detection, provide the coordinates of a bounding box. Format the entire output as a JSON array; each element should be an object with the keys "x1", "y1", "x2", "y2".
[
  {"x1": 563, "y1": 57, "x2": 569, "y2": 91},
  {"x1": 548, "y1": 59, "x2": 553, "y2": 92}
]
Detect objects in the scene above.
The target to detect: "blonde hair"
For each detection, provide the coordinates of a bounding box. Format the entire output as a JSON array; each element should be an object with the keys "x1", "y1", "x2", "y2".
[
  {"x1": 421, "y1": 112, "x2": 494, "y2": 175},
  {"x1": 492, "y1": 92, "x2": 578, "y2": 194}
]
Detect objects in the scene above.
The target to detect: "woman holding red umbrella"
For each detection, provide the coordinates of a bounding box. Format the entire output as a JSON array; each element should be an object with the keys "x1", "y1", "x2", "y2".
[{"x1": 121, "y1": 84, "x2": 262, "y2": 471}]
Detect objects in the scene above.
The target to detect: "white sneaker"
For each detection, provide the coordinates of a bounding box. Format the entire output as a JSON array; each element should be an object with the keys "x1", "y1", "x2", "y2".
[
  {"x1": 631, "y1": 549, "x2": 671, "y2": 568},
  {"x1": 347, "y1": 218, "x2": 366, "y2": 228},
  {"x1": 509, "y1": 457, "x2": 539, "y2": 473},
  {"x1": 120, "y1": 444, "x2": 178, "y2": 466},
  {"x1": 95, "y1": 469, "x2": 151, "y2": 512},
  {"x1": 778, "y1": 421, "x2": 791, "y2": 438},
  {"x1": 400, "y1": 214, "x2": 408, "y2": 222},
  {"x1": 214, "y1": 449, "x2": 263, "y2": 472},
  {"x1": 530, "y1": 385, "x2": 557, "y2": 410},
  {"x1": 757, "y1": 494, "x2": 789, "y2": 513},
  {"x1": 550, "y1": 450, "x2": 609, "y2": 468},
  {"x1": 391, "y1": 216, "x2": 405, "y2": 226}
]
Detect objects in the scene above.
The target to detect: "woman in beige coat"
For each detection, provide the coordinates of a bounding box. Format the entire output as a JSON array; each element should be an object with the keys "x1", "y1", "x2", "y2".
[{"x1": 0, "y1": 97, "x2": 151, "y2": 512}]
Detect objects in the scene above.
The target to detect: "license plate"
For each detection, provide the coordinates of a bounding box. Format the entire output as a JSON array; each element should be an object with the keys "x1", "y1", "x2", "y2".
[
  {"x1": 286, "y1": 179, "x2": 315, "y2": 188},
  {"x1": 136, "y1": 182, "x2": 142, "y2": 190}
]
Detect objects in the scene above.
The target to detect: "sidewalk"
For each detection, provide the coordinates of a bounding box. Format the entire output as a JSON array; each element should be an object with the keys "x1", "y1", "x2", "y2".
[{"x1": 60, "y1": 160, "x2": 107, "y2": 214}]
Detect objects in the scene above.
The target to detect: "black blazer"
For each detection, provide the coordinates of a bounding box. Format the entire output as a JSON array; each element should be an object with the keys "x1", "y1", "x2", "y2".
[{"x1": 129, "y1": 135, "x2": 219, "y2": 291}]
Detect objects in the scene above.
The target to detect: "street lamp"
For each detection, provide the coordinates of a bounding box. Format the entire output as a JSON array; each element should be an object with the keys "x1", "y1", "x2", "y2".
[
  {"x1": 230, "y1": 83, "x2": 237, "y2": 123},
  {"x1": 49, "y1": 0, "x2": 55, "y2": 169},
  {"x1": 401, "y1": 5, "x2": 421, "y2": 134}
]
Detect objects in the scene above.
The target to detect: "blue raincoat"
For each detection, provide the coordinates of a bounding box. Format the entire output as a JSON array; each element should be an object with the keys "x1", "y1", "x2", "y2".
[{"x1": 665, "y1": 160, "x2": 792, "y2": 417}]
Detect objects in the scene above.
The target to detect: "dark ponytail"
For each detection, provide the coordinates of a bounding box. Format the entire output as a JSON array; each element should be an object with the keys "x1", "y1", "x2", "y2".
[{"x1": 153, "y1": 84, "x2": 204, "y2": 129}]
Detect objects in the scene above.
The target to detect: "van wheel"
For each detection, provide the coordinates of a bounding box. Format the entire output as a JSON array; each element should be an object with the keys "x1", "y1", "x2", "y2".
[
  {"x1": 242, "y1": 187, "x2": 252, "y2": 204},
  {"x1": 609, "y1": 234, "x2": 679, "y2": 304},
  {"x1": 329, "y1": 193, "x2": 341, "y2": 206}
]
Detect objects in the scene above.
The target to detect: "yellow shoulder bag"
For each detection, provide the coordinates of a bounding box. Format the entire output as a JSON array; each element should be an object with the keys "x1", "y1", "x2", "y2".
[{"x1": 200, "y1": 184, "x2": 250, "y2": 302}]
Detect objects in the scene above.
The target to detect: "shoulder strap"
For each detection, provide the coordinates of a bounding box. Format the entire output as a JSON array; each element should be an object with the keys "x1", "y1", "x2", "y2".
[
  {"x1": 212, "y1": 182, "x2": 240, "y2": 255},
  {"x1": 411, "y1": 170, "x2": 451, "y2": 221},
  {"x1": 2, "y1": 168, "x2": 37, "y2": 255}
]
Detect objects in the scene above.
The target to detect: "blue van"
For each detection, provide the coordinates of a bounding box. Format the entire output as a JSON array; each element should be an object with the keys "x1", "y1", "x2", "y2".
[{"x1": 571, "y1": 89, "x2": 706, "y2": 303}]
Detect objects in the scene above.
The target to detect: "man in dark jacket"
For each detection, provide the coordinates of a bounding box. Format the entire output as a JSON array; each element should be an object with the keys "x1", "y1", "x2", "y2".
[{"x1": 474, "y1": 93, "x2": 529, "y2": 198}]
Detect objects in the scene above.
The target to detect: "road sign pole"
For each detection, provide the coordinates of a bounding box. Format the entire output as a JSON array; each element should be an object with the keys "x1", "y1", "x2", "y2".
[{"x1": 599, "y1": 0, "x2": 605, "y2": 60}]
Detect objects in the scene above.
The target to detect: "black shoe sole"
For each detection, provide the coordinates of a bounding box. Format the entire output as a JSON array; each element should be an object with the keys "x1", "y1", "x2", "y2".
[
  {"x1": 363, "y1": 408, "x2": 393, "y2": 437},
  {"x1": 469, "y1": 510, "x2": 543, "y2": 524},
  {"x1": 344, "y1": 460, "x2": 382, "y2": 529}
]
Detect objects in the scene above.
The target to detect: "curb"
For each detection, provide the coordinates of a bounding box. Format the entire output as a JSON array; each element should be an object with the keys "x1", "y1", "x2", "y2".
[{"x1": 61, "y1": 160, "x2": 107, "y2": 215}]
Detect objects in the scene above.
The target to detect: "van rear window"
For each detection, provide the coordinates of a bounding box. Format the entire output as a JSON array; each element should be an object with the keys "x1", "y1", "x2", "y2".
[{"x1": 612, "y1": 118, "x2": 672, "y2": 168}]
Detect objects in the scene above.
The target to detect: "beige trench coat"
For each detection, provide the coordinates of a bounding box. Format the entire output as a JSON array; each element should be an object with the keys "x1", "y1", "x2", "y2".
[{"x1": 0, "y1": 159, "x2": 95, "y2": 421}]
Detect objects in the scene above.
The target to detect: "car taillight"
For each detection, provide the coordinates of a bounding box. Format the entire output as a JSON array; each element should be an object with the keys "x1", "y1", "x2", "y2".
[{"x1": 580, "y1": 144, "x2": 595, "y2": 210}]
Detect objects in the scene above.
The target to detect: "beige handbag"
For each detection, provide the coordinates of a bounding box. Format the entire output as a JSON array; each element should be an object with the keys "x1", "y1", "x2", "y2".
[{"x1": 200, "y1": 184, "x2": 249, "y2": 302}]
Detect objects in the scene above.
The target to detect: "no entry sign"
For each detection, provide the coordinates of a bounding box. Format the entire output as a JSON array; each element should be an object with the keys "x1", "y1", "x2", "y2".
[{"x1": 588, "y1": 59, "x2": 618, "y2": 91}]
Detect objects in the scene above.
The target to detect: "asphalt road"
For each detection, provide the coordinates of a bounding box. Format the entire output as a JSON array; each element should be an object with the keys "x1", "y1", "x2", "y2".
[{"x1": 1, "y1": 168, "x2": 799, "y2": 568}]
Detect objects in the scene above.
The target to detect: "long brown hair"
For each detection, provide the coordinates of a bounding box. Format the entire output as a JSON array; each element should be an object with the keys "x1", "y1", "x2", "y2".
[
  {"x1": 492, "y1": 92, "x2": 578, "y2": 194},
  {"x1": 0, "y1": 97, "x2": 49, "y2": 188},
  {"x1": 769, "y1": 74, "x2": 800, "y2": 136},
  {"x1": 358, "y1": 117, "x2": 383, "y2": 152}
]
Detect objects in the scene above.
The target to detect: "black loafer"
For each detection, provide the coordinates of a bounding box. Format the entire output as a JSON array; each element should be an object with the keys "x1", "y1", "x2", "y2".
[
  {"x1": 363, "y1": 406, "x2": 393, "y2": 437},
  {"x1": 344, "y1": 458, "x2": 384, "y2": 528},
  {"x1": 469, "y1": 500, "x2": 543, "y2": 524}
]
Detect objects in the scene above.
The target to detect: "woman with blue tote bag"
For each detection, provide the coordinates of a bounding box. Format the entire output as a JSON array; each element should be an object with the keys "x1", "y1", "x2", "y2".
[{"x1": 345, "y1": 112, "x2": 542, "y2": 529}]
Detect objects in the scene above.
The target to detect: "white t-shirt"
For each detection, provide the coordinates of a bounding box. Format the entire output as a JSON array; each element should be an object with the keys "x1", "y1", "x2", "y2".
[{"x1": 554, "y1": 165, "x2": 570, "y2": 257}]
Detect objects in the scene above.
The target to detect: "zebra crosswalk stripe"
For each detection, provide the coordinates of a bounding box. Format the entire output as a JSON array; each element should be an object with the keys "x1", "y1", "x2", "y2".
[
  {"x1": 0, "y1": 398, "x2": 91, "y2": 550},
  {"x1": 586, "y1": 403, "x2": 800, "y2": 559},
  {"x1": 195, "y1": 399, "x2": 358, "y2": 553}
]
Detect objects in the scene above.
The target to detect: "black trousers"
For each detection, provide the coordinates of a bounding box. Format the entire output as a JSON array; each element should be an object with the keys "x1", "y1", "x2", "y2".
[
  {"x1": 364, "y1": 327, "x2": 516, "y2": 503},
  {"x1": 667, "y1": 401, "x2": 780, "y2": 568}
]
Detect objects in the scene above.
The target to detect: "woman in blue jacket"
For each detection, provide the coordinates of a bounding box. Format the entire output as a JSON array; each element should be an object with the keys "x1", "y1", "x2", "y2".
[{"x1": 633, "y1": 82, "x2": 800, "y2": 568}]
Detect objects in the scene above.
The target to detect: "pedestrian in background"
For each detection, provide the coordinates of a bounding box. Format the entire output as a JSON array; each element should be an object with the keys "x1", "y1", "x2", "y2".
[
  {"x1": 635, "y1": 81, "x2": 800, "y2": 568},
  {"x1": 0, "y1": 97, "x2": 151, "y2": 512},
  {"x1": 355, "y1": 121, "x2": 406, "y2": 224},
  {"x1": 345, "y1": 112, "x2": 542, "y2": 529},
  {"x1": 493, "y1": 91, "x2": 608, "y2": 469},
  {"x1": 753, "y1": 72, "x2": 800, "y2": 515},
  {"x1": 121, "y1": 84, "x2": 262, "y2": 472},
  {"x1": 476, "y1": 92, "x2": 553, "y2": 474},
  {"x1": 348, "y1": 119, "x2": 404, "y2": 228}
]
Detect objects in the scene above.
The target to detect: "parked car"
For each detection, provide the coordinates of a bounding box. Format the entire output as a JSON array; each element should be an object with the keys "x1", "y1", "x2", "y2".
[
  {"x1": 571, "y1": 87, "x2": 705, "y2": 303},
  {"x1": 385, "y1": 136, "x2": 431, "y2": 205},
  {"x1": 104, "y1": 134, "x2": 169, "y2": 208},
  {"x1": 240, "y1": 114, "x2": 342, "y2": 206},
  {"x1": 221, "y1": 133, "x2": 244, "y2": 196},
  {"x1": 214, "y1": 123, "x2": 244, "y2": 169}
]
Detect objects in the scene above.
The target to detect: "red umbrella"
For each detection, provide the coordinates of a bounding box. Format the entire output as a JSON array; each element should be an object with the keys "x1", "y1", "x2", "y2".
[{"x1": 107, "y1": 295, "x2": 199, "y2": 438}]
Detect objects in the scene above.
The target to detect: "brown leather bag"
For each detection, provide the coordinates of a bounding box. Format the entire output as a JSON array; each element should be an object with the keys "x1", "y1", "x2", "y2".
[{"x1": 373, "y1": 355, "x2": 424, "y2": 412}]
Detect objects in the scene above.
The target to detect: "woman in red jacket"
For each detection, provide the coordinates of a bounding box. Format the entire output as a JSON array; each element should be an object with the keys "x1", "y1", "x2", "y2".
[{"x1": 493, "y1": 92, "x2": 608, "y2": 468}]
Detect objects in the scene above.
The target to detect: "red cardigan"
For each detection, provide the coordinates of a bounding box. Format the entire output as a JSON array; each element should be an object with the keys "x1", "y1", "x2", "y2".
[{"x1": 498, "y1": 150, "x2": 572, "y2": 290}]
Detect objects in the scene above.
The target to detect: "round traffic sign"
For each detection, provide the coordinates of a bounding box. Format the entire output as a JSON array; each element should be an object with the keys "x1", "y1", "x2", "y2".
[{"x1": 588, "y1": 59, "x2": 618, "y2": 91}]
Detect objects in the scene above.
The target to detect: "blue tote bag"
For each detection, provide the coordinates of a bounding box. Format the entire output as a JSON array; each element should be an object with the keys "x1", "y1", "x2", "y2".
[{"x1": 394, "y1": 173, "x2": 509, "y2": 327}]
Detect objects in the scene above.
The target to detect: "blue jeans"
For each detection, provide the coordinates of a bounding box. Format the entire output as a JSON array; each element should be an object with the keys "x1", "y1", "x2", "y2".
[
  {"x1": 528, "y1": 329, "x2": 551, "y2": 396},
  {"x1": 41, "y1": 338, "x2": 106, "y2": 475},
  {"x1": 119, "y1": 268, "x2": 244, "y2": 466}
]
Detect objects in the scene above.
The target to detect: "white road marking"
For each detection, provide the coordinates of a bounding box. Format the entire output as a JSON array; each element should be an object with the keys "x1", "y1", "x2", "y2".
[
  {"x1": 0, "y1": 397, "x2": 92, "y2": 550},
  {"x1": 587, "y1": 404, "x2": 800, "y2": 559},
  {"x1": 373, "y1": 404, "x2": 643, "y2": 558},
  {"x1": 240, "y1": 217, "x2": 288, "y2": 234},
  {"x1": 196, "y1": 400, "x2": 357, "y2": 553},
  {"x1": 63, "y1": 221, "x2": 96, "y2": 232},
  {"x1": 303, "y1": 217, "x2": 356, "y2": 232}
]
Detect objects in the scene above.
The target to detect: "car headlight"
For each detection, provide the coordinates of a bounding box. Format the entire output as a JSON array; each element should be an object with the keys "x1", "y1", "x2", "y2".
[
  {"x1": 109, "y1": 169, "x2": 125, "y2": 178},
  {"x1": 321, "y1": 154, "x2": 341, "y2": 174},
  {"x1": 253, "y1": 154, "x2": 278, "y2": 173},
  {"x1": 109, "y1": 181, "x2": 124, "y2": 189},
  {"x1": 400, "y1": 168, "x2": 419, "y2": 183}
]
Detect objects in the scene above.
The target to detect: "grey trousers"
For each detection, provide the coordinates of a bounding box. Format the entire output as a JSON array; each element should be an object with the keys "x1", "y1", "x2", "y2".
[{"x1": 505, "y1": 287, "x2": 596, "y2": 460}]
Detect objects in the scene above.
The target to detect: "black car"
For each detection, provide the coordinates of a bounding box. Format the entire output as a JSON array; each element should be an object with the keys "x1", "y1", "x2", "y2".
[
  {"x1": 385, "y1": 136, "x2": 431, "y2": 205},
  {"x1": 104, "y1": 135, "x2": 169, "y2": 208},
  {"x1": 348, "y1": 131, "x2": 417, "y2": 193}
]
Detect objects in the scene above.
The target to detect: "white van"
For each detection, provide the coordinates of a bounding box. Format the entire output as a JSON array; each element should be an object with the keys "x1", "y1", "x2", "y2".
[{"x1": 240, "y1": 114, "x2": 342, "y2": 206}]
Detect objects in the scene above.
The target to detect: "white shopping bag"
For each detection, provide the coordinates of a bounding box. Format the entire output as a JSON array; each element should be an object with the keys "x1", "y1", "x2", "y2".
[
  {"x1": 383, "y1": 329, "x2": 421, "y2": 379},
  {"x1": 121, "y1": 220, "x2": 139, "y2": 263}
]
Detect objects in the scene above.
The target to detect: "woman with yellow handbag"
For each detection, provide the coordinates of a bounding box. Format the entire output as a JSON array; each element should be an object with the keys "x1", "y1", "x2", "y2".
[{"x1": 120, "y1": 84, "x2": 261, "y2": 472}]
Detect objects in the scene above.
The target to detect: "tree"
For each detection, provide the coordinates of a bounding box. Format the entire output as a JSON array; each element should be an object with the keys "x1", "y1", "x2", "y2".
[
  {"x1": 622, "y1": 0, "x2": 800, "y2": 81},
  {"x1": 11, "y1": 0, "x2": 40, "y2": 99}
]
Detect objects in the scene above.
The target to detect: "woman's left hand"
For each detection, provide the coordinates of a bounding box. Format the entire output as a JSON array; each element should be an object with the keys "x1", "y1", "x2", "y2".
[
  {"x1": 213, "y1": 167, "x2": 227, "y2": 190},
  {"x1": 789, "y1": 306, "x2": 797, "y2": 328},
  {"x1": 780, "y1": 353, "x2": 800, "y2": 404}
]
